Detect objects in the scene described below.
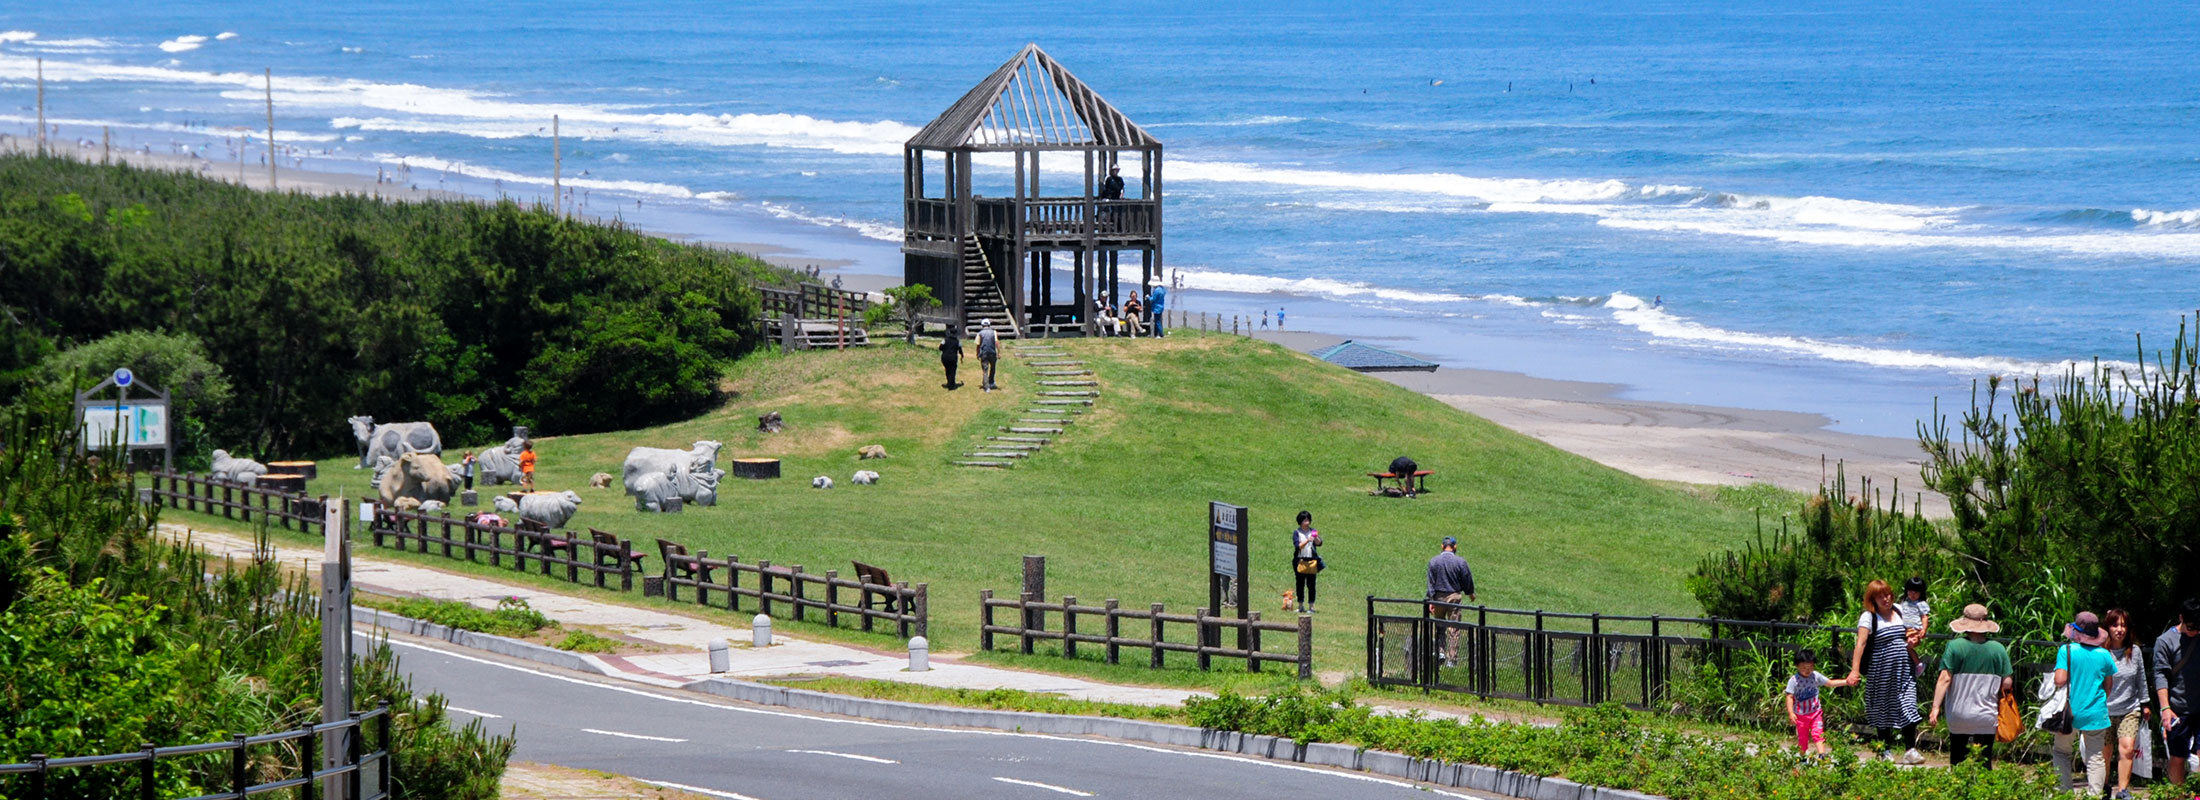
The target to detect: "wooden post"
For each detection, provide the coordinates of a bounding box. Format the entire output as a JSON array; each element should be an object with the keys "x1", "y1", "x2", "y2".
[
  {"x1": 825, "y1": 569, "x2": 841, "y2": 627},
  {"x1": 913, "y1": 583, "x2": 928, "y2": 639},
  {"x1": 980, "y1": 589, "x2": 995, "y2": 651},
  {"x1": 757, "y1": 560, "x2": 773, "y2": 617},
  {"x1": 1062, "y1": 595, "x2": 1078, "y2": 660},
  {"x1": 102, "y1": 126, "x2": 110, "y2": 165},
  {"x1": 1105, "y1": 599, "x2": 1121, "y2": 665},
  {"x1": 264, "y1": 69, "x2": 277, "y2": 190},
  {"x1": 1196, "y1": 607, "x2": 1212, "y2": 671},
  {"x1": 35, "y1": 58, "x2": 44, "y2": 157},
  {"x1": 1019, "y1": 592, "x2": 1035, "y2": 654},
  {"x1": 789, "y1": 565, "x2": 806, "y2": 622},
  {"x1": 551, "y1": 115, "x2": 561, "y2": 216},
  {"x1": 1248, "y1": 611, "x2": 1262, "y2": 673},
  {"x1": 1298, "y1": 614, "x2": 1314, "y2": 680},
  {"x1": 1150, "y1": 603, "x2": 1166, "y2": 669}
]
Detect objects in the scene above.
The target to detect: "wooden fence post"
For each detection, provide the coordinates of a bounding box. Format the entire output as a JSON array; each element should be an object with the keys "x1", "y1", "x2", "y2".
[
  {"x1": 619, "y1": 540, "x2": 633, "y2": 592},
  {"x1": 758, "y1": 560, "x2": 773, "y2": 617},
  {"x1": 1150, "y1": 603, "x2": 1166, "y2": 668},
  {"x1": 825, "y1": 569, "x2": 841, "y2": 628},
  {"x1": 789, "y1": 565, "x2": 806, "y2": 623},
  {"x1": 981, "y1": 589, "x2": 995, "y2": 651},
  {"x1": 1019, "y1": 592, "x2": 1035, "y2": 654},
  {"x1": 913, "y1": 583, "x2": 928, "y2": 639},
  {"x1": 1063, "y1": 596, "x2": 1078, "y2": 660},
  {"x1": 1298, "y1": 614, "x2": 1314, "y2": 680},
  {"x1": 1247, "y1": 611, "x2": 1262, "y2": 673},
  {"x1": 1196, "y1": 607, "x2": 1212, "y2": 671},
  {"x1": 1105, "y1": 599, "x2": 1121, "y2": 665},
  {"x1": 727, "y1": 556, "x2": 742, "y2": 611},
  {"x1": 896, "y1": 582, "x2": 913, "y2": 639}
]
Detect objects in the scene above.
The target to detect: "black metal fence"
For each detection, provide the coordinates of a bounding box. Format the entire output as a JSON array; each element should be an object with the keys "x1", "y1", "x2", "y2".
[
  {"x1": 1366, "y1": 597, "x2": 2072, "y2": 713},
  {"x1": 0, "y1": 701, "x2": 391, "y2": 800}
]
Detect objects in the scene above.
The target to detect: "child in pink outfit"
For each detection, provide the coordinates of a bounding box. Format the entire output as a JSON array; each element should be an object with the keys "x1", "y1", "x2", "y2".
[{"x1": 1788, "y1": 648, "x2": 1860, "y2": 754}]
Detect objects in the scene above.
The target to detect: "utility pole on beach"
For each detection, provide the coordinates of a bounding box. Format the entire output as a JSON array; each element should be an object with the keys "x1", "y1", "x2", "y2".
[
  {"x1": 552, "y1": 114, "x2": 561, "y2": 218},
  {"x1": 265, "y1": 69, "x2": 278, "y2": 191},
  {"x1": 101, "y1": 126, "x2": 109, "y2": 165},
  {"x1": 35, "y1": 58, "x2": 45, "y2": 157}
]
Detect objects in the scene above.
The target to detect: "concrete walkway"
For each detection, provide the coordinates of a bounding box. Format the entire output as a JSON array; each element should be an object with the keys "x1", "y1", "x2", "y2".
[{"x1": 163, "y1": 524, "x2": 1202, "y2": 707}]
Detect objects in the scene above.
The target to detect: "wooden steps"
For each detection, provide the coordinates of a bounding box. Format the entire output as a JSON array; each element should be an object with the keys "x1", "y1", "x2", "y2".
[{"x1": 1038, "y1": 380, "x2": 1099, "y2": 386}]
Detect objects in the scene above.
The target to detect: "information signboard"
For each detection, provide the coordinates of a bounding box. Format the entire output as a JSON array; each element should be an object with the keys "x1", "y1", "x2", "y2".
[
  {"x1": 79, "y1": 402, "x2": 170, "y2": 449},
  {"x1": 1207, "y1": 502, "x2": 1249, "y2": 650}
]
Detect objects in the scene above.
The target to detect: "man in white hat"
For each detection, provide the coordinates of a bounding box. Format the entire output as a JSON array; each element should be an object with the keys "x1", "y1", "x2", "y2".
[{"x1": 975, "y1": 318, "x2": 1000, "y2": 392}]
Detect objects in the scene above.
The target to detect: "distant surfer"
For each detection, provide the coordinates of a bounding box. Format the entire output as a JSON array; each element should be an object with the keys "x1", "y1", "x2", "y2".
[{"x1": 1653, "y1": 295, "x2": 1663, "y2": 308}]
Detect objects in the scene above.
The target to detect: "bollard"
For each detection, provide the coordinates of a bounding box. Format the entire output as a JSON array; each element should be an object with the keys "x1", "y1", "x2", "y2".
[
  {"x1": 460, "y1": 489, "x2": 478, "y2": 507},
  {"x1": 752, "y1": 614, "x2": 773, "y2": 647},
  {"x1": 908, "y1": 636, "x2": 930, "y2": 672},
  {"x1": 708, "y1": 639, "x2": 730, "y2": 673}
]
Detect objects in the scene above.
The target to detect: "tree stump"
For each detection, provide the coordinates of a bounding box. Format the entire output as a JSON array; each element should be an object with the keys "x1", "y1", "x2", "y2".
[
  {"x1": 731, "y1": 458, "x2": 781, "y2": 480},
  {"x1": 268, "y1": 461, "x2": 317, "y2": 480},
  {"x1": 259, "y1": 474, "x2": 307, "y2": 494}
]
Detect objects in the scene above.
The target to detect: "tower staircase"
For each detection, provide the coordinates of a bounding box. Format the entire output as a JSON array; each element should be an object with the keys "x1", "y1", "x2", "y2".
[{"x1": 960, "y1": 233, "x2": 1021, "y2": 339}]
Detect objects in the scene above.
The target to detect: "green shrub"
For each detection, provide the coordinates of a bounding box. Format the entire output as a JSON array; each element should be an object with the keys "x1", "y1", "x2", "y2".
[
  {"x1": 384, "y1": 595, "x2": 557, "y2": 639},
  {"x1": 553, "y1": 630, "x2": 621, "y2": 653}
]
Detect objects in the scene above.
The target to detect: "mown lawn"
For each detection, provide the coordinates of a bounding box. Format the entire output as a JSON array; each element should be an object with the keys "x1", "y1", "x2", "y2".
[{"x1": 176, "y1": 331, "x2": 1761, "y2": 679}]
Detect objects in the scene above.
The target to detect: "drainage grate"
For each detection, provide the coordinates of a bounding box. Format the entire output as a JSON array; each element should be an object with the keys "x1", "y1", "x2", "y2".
[{"x1": 806, "y1": 659, "x2": 865, "y2": 668}]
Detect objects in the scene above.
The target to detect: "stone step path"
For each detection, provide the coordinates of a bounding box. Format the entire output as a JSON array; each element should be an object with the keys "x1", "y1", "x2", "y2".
[
  {"x1": 1034, "y1": 399, "x2": 1092, "y2": 406},
  {"x1": 967, "y1": 451, "x2": 1029, "y2": 459},
  {"x1": 1034, "y1": 370, "x2": 1091, "y2": 377},
  {"x1": 954, "y1": 460, "x2": 1014, "y2": 468},
  {"x1": 1029, "y1": 361, "x2": 1083, "y2": 367},
  {"x1": 989, "y1": 436, "x2": 1050, "y2": 443},
  {"x1": 1038, "y1": 390, "x2": 1099, "y2": 397},
  {"x1": 1003, "y1": 426, "x2": 1064, "y2": 434},
  {"x1": 1021, "y1": 408, "x2": 1080, "y2": 415},
  {"x1": 1016, "y1": 419, "x2": 1070, "y2": 426},
  {"x1": 1037, "y1": 381, "x2": 1098, "y2": 387},
  {"x1": 957, "y1": 343, "x2": 1109, "y2": 468},
  {"x1": 982, "y1": 443, "x2": 1045, "y2": 451}
]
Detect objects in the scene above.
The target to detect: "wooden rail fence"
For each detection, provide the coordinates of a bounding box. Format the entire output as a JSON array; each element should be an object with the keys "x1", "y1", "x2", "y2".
[
  {"x1": 980, "y1": 590, "x2": 1313, "y2": 679},
  {"x1": 0, "y1": 701, "x2": 391, "y2": 800},
  {"x1": 662, "y1": 547, "x2": 927, "y2": 639},
  {"x1": 148, "y1": 471, "x2": 328, "y2": 534},
  {"x1": 369, "y1": 508, "x2": 640, "y2": 592}
]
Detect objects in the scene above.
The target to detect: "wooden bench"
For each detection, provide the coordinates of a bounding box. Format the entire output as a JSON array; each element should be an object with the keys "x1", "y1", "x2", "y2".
[
  {"x1": 659, "y1": 538, "x2": 715, "y2": 583},
  {"x1": 1366, "y1": 470, "x2": 1434, "y2": 495},
  {"x1": 590, "y1": 528, "x2": 647, "y2": 573},
  {"x1": 515, "y1": 518, "x2": 576, "y2": 560},
  {"x1": 851, "y1": 560, "x2": 911, "y2": 613}
]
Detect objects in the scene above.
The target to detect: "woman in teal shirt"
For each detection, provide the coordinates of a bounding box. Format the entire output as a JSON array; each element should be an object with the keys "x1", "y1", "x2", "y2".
[{"x1": 2055, "y1": 611, "x2": 2116, "y2": 794}]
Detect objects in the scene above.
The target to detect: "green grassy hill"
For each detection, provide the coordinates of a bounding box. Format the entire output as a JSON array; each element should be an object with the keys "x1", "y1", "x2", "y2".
[{"x1": 232, "y1": 332, "x2": 1758, "y2": 675}]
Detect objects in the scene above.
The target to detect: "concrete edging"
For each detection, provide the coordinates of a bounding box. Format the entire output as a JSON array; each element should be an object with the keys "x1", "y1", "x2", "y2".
[{"x1": 354, "y1": 608, "x2": 1661, "y2": 800}]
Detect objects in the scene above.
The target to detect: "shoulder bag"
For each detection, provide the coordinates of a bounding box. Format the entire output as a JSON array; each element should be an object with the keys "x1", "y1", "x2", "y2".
[{"x1": 2038, "y1": 644, "x2": 2074, "y2": 734}]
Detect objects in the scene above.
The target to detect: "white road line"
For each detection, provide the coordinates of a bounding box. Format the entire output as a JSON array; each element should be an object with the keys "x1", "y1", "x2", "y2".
[
  {"x1": 786, "y1": 749, "x2": 898, "y2": 764},
  {"x1": 582, "y1": 728, "x2": 688, "y2": 743},
  {"x1": 993, "y1": 776, "x2": 1094, "y2": 796},
  {"x1": 380, "y1": 638, "x2": 1481, "y2": 798},
  {"x1": 444, "y1": 705, "x2": 502, "y2": 719},
  {"x1": 636, "y1": 778, "x2": 766, "y2": 800}
]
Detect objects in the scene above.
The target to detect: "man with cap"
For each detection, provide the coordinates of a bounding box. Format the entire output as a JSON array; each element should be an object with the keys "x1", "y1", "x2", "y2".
[
  {"x1": 2054, "y1": 611, "x2": 2117, "y2": 794},
  {"x1": 1426, "y1": 536, "x2": 1476, "y2": 667},
  {"x1": 1929, "y1": 603, "x2": 2013, "y2": 767},
  {"x1": 2153, "y1": 597, "x2": 2200, "y2": 784},
  {"x1": 975, "y1": 318, "x2": 1000, "y2": 392}
]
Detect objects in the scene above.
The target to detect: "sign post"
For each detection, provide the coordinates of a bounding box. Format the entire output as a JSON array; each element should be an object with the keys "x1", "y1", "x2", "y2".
[
  {"x1": 320, "y1": 498, "x2": 353, "y2": 800},
  {"x1": 74, "y1": 368, "x2": 172, "y2": 472},
  {"x1": 1207, "y1": 501, "x2": 1249, "y2": 651}
]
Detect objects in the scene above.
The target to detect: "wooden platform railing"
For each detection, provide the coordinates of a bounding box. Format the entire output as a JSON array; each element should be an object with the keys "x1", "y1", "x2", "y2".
[
  {"x1": 979, "y1": 590, "x2": 1313, "y2": 679},
  {"x1": 662, "y1": 548, "x2": 927, "y2": 639},
  {"x1": 759, "y1": 282, "x2": 873, "y2": 319},
  {"x1": 368, "y1": 508, "x2": 639, "y2": 592},
  {"x1": 147, "y1": 471, "x2": 328, "y2": 534}
]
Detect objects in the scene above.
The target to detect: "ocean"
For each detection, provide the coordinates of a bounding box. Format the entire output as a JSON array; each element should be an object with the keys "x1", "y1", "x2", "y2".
[{"x1": 5, "y1": 1, "x2": 2198, "y2": 436}]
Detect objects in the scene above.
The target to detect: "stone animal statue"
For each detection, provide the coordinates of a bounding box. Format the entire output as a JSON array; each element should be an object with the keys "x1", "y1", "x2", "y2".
[
  {"x1": 629, "y1": 467, "x2": 684, "y2": 512},
  {"x1": 473, "y1": 436, "x2": 526, "y2": 486},
  {"x1": 378, "y1": 449, "x2": 456, "y2": 505},
  {"x1": 419, "y1": 499, "x2": 447, "y2": 514},
  {"x1": 393, "y1": 496, "x2": 422, "y2": 513},
  {"x1": 511, "y1": 490, "x2": 582, "y2": 529},
  {"x1": 857, "y1": 444, "x2": 888, "y2": 460},
  {"x1": 852, "y1": 470, "x2": 880, "y2": 485},
  {"x1": 811, "y1": 475, "x2": 834, "y2": 490},
  {"x1": 620, "y1": 441, "x2": 723, "y2": 496},
  {"x1": 209, "y1": 449, "x2": 269, "y2": 485},
  {"x1": 493, "y1": 495, "x2": 518, "y2": 514},
  {"x1": 675, "y1": 467, "x2": 724, "y2": 507},
  {"x1": 368, "y1": 455, "x2": 396, "y2": 491},
  {"x1": 355, "y1": 417, "x2": 443, "y2": 469},
  {"x1": 589, "y1": 472, "x2": 614, "y2": 488}
]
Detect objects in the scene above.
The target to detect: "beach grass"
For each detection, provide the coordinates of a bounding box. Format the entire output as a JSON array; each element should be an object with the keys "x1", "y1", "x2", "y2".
[{"x1": 164, "y1": 331, "x2": 1761, "y2": 681}]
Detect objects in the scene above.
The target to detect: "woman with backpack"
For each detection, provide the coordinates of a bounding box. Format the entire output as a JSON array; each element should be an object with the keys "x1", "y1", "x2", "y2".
[{"x1": 1850, "y1": 579, "x2": 1926, "y2": 763}]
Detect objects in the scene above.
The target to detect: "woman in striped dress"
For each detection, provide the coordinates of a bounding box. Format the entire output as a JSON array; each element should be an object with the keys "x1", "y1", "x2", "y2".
[{"x1": 1850, "y1": 579, "x2": 1926, "y2": 763}]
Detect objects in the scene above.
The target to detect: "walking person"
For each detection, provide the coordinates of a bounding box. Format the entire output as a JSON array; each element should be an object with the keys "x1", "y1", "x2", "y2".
[
  {"x1": 2052, "y1": 611, "x2": 2115, "y2": 795},
  {"x1": 976, "y1": 319, "x2": 1000, "y2": 392},
  {"x1": 1290, "y1": 511, "x2": 1322, "y2": 614},
  {"x1": 938, "y1": 329, "x2": 964, "y2": 390},
  {"x1": 1788, "y1": 648, "x2": 1860, "y2": 756},
  {"x1": 1147, "y1": 283, "x2": 1167, "y2": 338},
  {"x1": 2099, "y1": 609, "x2": 2147, "y2": 798},
  {"x1": 2153, "y1": 598, "x2": 2200, "y2": 785},
  {"x1": 1849, "y1": 579, "x2": 1926, "y2": 763},
  {"x1": 517, "y1": 440, "x2": 537, "y2": 493},
  {"x1": 1929, "y1": 603, "x2": 2014, "y2": 768},
  {"x1": 1425, "y1": 535, "x2": 1476, "y2": 667}
]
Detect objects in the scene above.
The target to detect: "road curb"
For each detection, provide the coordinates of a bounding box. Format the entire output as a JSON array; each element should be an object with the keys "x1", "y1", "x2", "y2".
[{"x1": 355, "y1": 608, "x2": 1661, "y2": 800}]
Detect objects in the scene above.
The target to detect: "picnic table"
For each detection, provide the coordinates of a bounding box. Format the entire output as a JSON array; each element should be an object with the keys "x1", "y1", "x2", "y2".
[{"x1": 1367, "y1": 470, "x2": 1434, "y2": 495}]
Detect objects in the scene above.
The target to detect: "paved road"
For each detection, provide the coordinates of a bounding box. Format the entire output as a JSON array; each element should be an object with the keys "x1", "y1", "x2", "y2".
[{"x1": 375, "y1": 635, "x2": 1493, "y2": 800}]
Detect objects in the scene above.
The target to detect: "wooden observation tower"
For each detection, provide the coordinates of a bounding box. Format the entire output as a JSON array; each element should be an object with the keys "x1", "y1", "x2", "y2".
[{"x1": 903, "y1": 44, "x2": 1163, "y2": 338}]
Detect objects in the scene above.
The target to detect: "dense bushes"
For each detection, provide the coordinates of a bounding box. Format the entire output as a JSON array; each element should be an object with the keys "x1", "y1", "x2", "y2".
[
  {"x1": 0, "y1": 411, "x2": 512, "y2": 796},
  {"x1": 0, "y1": 153, "x2": 784, "y2": 459}
]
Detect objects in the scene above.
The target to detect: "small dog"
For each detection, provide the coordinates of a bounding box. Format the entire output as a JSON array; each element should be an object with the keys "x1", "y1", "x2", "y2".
[
  {"x1": 588, "y1": 471, "x2": 613, "y2": 488},
  {"x1": 811, "y1": 475, "x2": 834, "y2": 489},
  {"x1": 851, "y1": 470, "x2": 879, "y2": 485},
  {"x1": 1280, "y1": 590, "x2": 1296, "y2": 612}
]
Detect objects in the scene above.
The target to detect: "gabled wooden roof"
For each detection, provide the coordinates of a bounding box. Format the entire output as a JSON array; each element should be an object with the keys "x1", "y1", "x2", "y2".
[{"x1": 907, "y1": 44, "x2": 1158, "y2": 151}]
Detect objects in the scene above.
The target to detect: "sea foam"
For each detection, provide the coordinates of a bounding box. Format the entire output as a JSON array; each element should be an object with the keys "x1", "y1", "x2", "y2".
[{"x1": 1599, "y1": 292, "x2": 2110, "y2": 376}]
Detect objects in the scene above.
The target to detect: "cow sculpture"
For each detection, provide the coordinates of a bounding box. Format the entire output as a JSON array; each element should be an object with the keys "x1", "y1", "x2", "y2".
[
  {"x1": 620, "y1": 441, "x2": 722, "y2": 496},
  {"x1": 498, "y1": 490, "x2": 582, "y2": 529},
  {"x1": 351, "y1": 416, "x2": 443, "y2": 469},
  {"x1": 209, "y1": 449, "x2": 269, "y2": 485},
  {"x1": 378, "y1": 449, "x2": 456, "y2": 505},
  {"x1": 474, "y1": 436, "x2": 526, "y2": 486},
  {"x1": 629, "y1": 463, "x2": 723, "y2": 512}
]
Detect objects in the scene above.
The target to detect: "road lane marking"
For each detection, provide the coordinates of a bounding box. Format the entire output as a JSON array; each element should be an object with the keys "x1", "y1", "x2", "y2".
[
  {"x1": 444, "y1": 705, "x2": 502, "y2": 719},
  {"x1": 787, "y1": 749, "x2": 898, "y2": 764},
  {"x1": 380, "y1": 638, "x2": 1481, "y2": 798},
  {"x1": 583, "y1": 728, "x2": 688, "y2": 743},
  {"x1": 637, "y1": 778, "x2": 766, "y2": 800},
  {"x1": 993, "y1": 777, "x2": 1094, "y2": 796}
]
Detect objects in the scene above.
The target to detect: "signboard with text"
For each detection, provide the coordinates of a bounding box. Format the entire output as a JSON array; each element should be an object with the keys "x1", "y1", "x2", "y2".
[
  {"x1": 1207, "y1": 501, "x2": 1249, "y2": 641},
  {"x1": 79, "y1": 402, "x2": 170, "y2": 449}
]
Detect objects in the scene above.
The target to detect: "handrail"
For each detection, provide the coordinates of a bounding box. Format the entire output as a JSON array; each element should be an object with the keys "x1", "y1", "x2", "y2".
[{"x1": 2, "y1": 701, "x2": 393, "y2": 800}]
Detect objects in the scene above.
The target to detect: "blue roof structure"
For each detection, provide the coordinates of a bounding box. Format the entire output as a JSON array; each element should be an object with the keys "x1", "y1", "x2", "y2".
[{"x1": 1309, "y1": 341, "x2": 1439, "y2": 373}]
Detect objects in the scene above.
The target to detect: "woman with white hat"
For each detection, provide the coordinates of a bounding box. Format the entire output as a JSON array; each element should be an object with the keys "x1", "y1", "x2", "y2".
[{"x1": 1928, "y1": 603, "x2": 2013, "y2": 767}]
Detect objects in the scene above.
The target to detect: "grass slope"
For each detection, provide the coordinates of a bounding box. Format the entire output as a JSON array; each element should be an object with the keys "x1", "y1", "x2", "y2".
[{"x1": 257, "y1": 332, "x2": 1756, "y2": 673}]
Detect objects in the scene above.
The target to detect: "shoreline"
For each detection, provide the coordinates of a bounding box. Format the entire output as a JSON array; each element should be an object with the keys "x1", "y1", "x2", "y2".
[{"x1": 12, "y1": 140, "x2": 1941, "y2": 512}]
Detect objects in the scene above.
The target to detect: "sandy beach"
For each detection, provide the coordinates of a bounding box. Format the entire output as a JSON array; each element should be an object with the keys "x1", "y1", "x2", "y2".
[{"x1": 14, "y1": 137, "x2": 1941, "y2": 512}]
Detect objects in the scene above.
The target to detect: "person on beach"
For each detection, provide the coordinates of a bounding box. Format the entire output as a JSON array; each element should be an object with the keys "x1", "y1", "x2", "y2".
[
  {"x1": 939, "y1": 329, "x2": 964, "y2": 390},
  {"x1": 1928, "y1": 603, "x2": 2012, "y2": 768},
  {"x1": 1123, "y1": 293, "x2": 1144, "y2": 338},
  {"x1": 2099, "y1": 608, "x2": 2146, "y2": 798},
  {"x1": 1426, "y1": 535, "x2": 1476, "y2": 666},
  {"x1": 1849, "y1": 579, "x2": 1926, "y2": 763},
  {"x1": 1278, "y1": 307, "x2": 1287, "y2": 329},
  {"x1": 1148, "y1": 284, "x2": 1168, "y2": 338},
  {"x1": 1261, "y1": 309, "x2": 1270, "y2": 330},
  {"x1": 1788, "y1": 648, "x2": 1859, "y2": 757},
  {"x1": 1291, "y1": 510, "x2": 1322, "y2": 614},
  {"x1": 976, "y1": 319, "x2": 1000, "y2": 392},
  {"x1": 517, "y1": 440, "x2": 537, "y2": 492},
  {"x1": 2052, "y1": 611, "x2": 2115, "y2": 795},
  {"x1": 2152, "y1": 598, "x2": 2200, "y2": 785},
  {"x1": 460, "y1": 450, "x2": 476, "y2": 491}
]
